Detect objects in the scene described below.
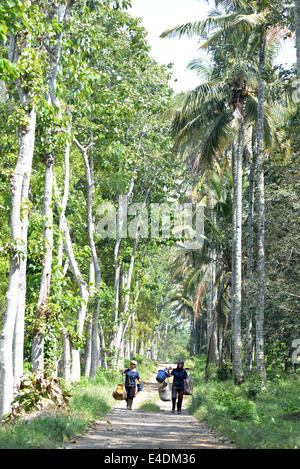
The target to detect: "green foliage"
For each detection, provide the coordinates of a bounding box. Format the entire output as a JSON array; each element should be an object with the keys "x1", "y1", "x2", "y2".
[
  {"x1": 3, "y1": 372, "x2": 72, "y2": 423},
  {"x1": 0, "y1": 412, "x2": 86, "y2": 449},
  {"x1": 188, "y1": 355, "x2": 300, "y2": 448},
  {"x1": 216, "y1": 362, "x2": 232, "y2": 381},
  {"x1": 241, "y1": 371, "x2": 266, "y2": 399}
]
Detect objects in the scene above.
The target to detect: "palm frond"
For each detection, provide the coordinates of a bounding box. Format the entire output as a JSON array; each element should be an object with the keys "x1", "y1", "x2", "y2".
[
  {"x1": 200, "y1": 13, "x2": 265, "y2": 49},
  {"x1": 214, "y1": 0, "x2": 255, "y2": 11}
]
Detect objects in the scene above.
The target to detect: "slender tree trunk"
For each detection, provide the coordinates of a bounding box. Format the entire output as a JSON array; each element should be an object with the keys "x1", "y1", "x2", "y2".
[
  {"x1": 31, "y1": 2, "x2": 75, "y2": 374},
  {"x1": 55, "y1": 121, "x2": 71, "y2": 379},
  {"x1": 76, "y1": 141, "x2": 102, "y2": 380},
  {"x1": 85, "y1": 260, "x2": 95, "y2": 378},
  {"x1": 57, "y1": 119, "x2": 71, "y2": 267},
  {"x1": 0, "y1": 105, "x2": 36, "y2": 418},
  {"x1": 245, "y1": 127, "x2": 257, "y2": 375},
  {"x1": 209, "y1": 241, "x2": 219, "y2": 364},
  {"x1": 256, "y1": 34, "x2": 267, "y2": 383},
  {"x1": 54, "y1": 178, "x2": 89, "y2": 381},
  {"x1": 13, "y1": 144, "x2": 35, "y2": 392},
  {"x1": 110, "y1": 180, "x2": 135, "y2": 352},
  {"x1": 295, "y1": 0, "x2": 300, "y2": 98},
  {"x1": 32, "y1": 156, "x2": 54, "y2": 372},
  {"x1": 61, "y1": 328, "x2": 71, "y2": 381},
  {"x1": 232, "y1": 118, "x2": 244, "y2": 384},
  {"x1": 231, "y1": 141, "x2": 236, "y2": 367},
  {"x1": 99, "y1": 324, "x2": 107, "y2": 369}
]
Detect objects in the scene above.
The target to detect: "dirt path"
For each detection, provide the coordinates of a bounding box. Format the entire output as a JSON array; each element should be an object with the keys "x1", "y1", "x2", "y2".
[{"x1": 63, "y1": 364, "x2": 234, "y2": 449}]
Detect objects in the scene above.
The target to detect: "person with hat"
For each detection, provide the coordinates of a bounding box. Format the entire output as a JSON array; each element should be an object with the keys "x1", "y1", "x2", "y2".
[
  {"x1": 122, "y1": 360, "x2": 140, "y2": 410},
  {"x1": 168, "y1": 360, "x2": 190, "y2": 414}
]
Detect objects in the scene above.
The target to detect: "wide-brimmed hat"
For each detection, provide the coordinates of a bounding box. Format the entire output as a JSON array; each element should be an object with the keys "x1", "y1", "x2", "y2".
[{"x1": 131, "y1": 360, "x2": 137, "y2": 365}]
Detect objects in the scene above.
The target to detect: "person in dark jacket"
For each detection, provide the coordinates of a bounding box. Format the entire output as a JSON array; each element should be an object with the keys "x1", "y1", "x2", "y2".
[
  {"x1": 168, "y1": 360, "x2": 190, "y2": 414},
  {"x1": 122, "y1": 360, "x2": 140, "y2": 410}
]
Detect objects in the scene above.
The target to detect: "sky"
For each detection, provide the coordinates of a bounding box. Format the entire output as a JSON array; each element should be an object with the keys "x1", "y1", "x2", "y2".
[{"x1": 129, "y1": 0, "x2": 297, "y2": 93}]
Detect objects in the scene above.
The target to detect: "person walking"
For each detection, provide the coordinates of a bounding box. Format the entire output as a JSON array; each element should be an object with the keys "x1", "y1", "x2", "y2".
[
  {"x1": 168, "y1": 360, "x2": 190, "y2": 414},
  {"x1": 122, "y1": 360, "x2": 140, "y2": 410}
]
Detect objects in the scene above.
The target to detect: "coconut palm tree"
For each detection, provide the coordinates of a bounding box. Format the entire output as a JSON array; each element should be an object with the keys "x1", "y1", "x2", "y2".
[
  {"x1": 161, "y1": 0, "x2": 291, "y2": 383},
  {"x1": 166, "y1": 25, "x2": 276, "y2": 382}
]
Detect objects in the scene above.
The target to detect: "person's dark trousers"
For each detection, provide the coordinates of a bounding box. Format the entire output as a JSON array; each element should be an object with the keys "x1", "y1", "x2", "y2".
[
  {"x1": 172, "y1": 388, "x2": 184, "y2": 411},
  {"x1": 125, "y1": 386, "x2": 135, "y2": 409},
  {"x1": 177, "y1": 390, "x2": 184, "y2": 411}
]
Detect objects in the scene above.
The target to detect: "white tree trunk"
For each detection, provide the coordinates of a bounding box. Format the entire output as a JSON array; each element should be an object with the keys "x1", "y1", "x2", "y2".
[
  {"x1": 245, "y1": 127, "x2": 257, "y2": 375},
  {"x1": 256, "y1": 35, "x2": 267, "y2": 383},
  {"x1": 0, "y1": 105, "x2": 36, "y2": 419},
  {"x1": 31, "y1": 1, "x2": 75, "y2": 374},
  {"x1": 32, "y1": 157, "x2": 54, "y2": 372},
  {"x1": 13, "y1": 144, "x2": 35, "y2": 392},
  {"x1": 110, "y1": 180, "x2": 135, "y2": 351},
  {"x1": 54, "y1": 178, "x2": 89, "y2": 382},
  {"x1": 85, "y1": 260, "x2": 95, "y2": 378},
  {"x1": 75, "y1": 141, "x2": 102, "y2": 379},
  {"x1": 232, "y1": 120, "x2": 244, "y2": 384},
  {"x1": 295, "y1": 0, "x2": 300, "y2": 98}
]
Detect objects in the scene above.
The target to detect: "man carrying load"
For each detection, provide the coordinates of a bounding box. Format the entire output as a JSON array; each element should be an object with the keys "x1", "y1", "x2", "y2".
[
  {"x1": 168, "y1": 360, "x2": 190, "y2": 414},
  {"x1": 122, "y1": 360, "x2": 140, "y2": 410}
]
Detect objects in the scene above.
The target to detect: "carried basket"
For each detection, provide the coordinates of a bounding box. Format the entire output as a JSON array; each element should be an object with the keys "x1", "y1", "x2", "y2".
[{"x1": 112, "y1": 383, "x2": 127, "y2": 401}]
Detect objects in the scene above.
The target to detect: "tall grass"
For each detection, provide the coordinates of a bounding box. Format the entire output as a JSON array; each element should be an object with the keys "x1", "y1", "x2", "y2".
[{"x1": 188, "y1": 355, "x2": 300, "y2": 448}]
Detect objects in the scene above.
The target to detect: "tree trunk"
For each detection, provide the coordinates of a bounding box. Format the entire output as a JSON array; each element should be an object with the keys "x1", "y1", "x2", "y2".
[
  {"x1": 13, "y1": 138, "x2": 36, "y2": 392},
  {"x1": 85, "y1": 260, "x2": 95, "y2": 378},
  {"x1": 54, "y1": 178, "x2": 89, "y2": 382},
  {"x1": 208, "y1": 241, "x2": 219, "y2": 364},
  {"x1": 245, "y1": 127, "x2": 257, "y2": 375},
  {"x1": 31, "y1": 2, "x2": 75, "y2": 374},
  {"x1": 62, "y1": 328, "x2": 71, "y2": 381},
  {"x1": 76, "y1": 141, "x2": 102, "y2": 380},
  {"x1": 256, "y1": 34, "x2": 267, "y2": 383},
  {"x1": 110, "y1": 181, "x2": 135, "y2": 352},
  {"x1": 32, "y1": 156, "x2": 54, "y2": 372},
  {"x1": 232, "y1": 118, "x2": 244, "y2": 384},
  {"x1": 55, "y1": 122, "x2": 71, "y2": 379},
  {"x1": 295, "y1": 0, "x2": 300, "y2": 98},
  {"x1": 0, "y1": 104, "x2": 36, "y2": 419}
]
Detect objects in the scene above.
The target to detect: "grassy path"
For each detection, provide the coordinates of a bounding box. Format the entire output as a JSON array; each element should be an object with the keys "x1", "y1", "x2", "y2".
[{"x1": 63, "y1": 364, "x2": 234, "y2": 449}]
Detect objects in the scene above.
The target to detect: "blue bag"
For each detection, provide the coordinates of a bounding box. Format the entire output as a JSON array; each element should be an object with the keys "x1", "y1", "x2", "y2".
[
  {"x1": 156, "y1": 369, "x2": 168, "y2": 383},
  {"x1": 137, "y1": 379, "x2": 143, "y2": 392}
]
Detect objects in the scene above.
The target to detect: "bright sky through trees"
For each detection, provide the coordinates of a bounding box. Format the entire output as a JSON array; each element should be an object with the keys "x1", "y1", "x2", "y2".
[{"x1": 130, "y1": 0, "x2": 297, "y2": 93}]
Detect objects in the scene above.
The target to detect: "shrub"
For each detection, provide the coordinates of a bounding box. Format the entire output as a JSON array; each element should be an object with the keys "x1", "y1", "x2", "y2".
[
  {"x1": 225, "y1": 397, "x2": 257, "y2": 421},
  {"x1": 2, "y1": 372, "x2": 72, "y2": 423},
  {"x1": 217, "y1": 363, "x2": 232, "y2": 381},
  {"x1": 241, "y1": 372, "x2": 266, "y2": 399}
]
